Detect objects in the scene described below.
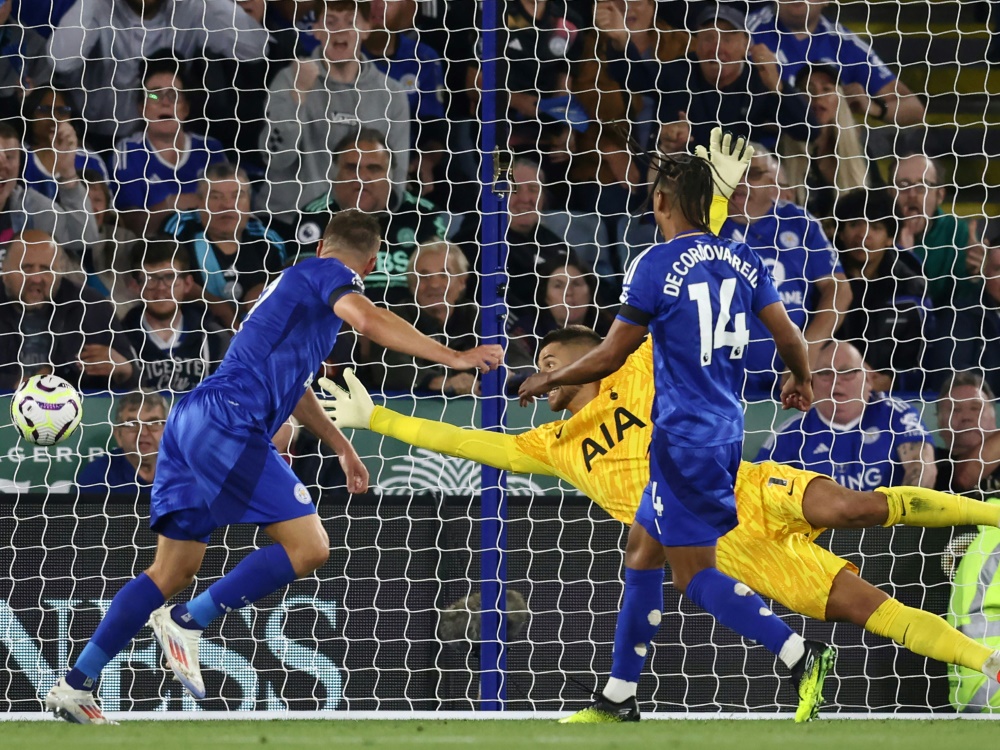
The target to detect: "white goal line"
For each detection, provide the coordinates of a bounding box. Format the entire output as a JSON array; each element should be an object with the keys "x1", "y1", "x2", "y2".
[{"x1": 2, "y1": 711, "x2": 999, "y2": 722}]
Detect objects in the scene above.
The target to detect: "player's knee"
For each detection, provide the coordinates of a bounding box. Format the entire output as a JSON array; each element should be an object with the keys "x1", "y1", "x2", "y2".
[
  {"x1": 146, "y1": 563, "x2": 197, "y2": 598},
  {"x1": 290, "y1": 540, "x2": 330, "y2": 576}
]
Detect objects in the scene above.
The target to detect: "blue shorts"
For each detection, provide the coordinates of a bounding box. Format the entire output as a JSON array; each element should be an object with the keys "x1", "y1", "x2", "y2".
[
  {"x1": 150, "y1": 387, "x2": 314, "y2": 543},
  {"x1": 634, "y1": 439, "x2": 742, "y2": 547}
]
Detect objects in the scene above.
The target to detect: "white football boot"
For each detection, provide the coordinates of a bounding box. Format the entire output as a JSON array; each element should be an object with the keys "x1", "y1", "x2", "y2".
[
  {"x1": 148, "y1": 605, "x2": 206, "y2": 699},
  {"x1": 45, "y1": 677, "x2": 117, "y2": 724}
]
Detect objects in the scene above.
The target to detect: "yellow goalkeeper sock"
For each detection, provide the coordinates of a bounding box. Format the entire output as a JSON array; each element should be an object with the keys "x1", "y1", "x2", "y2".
[
  {"x1": 864, "y1": 598, "x2": 994, "y2": 674},
  {"x1": 878, "y1": 486, "x2": 1000, "y2": 529}
]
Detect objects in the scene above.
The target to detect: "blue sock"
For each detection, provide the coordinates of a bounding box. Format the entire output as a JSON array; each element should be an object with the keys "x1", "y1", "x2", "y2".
[
  {"x1": 684, "y1": 568, "x2": 795, "y2": 657},
  {"x1": 608, "y1": 567, "x2": 665, "y2": 685},
  {"x1": 171, "y1": 545, "x2": 297, "y2": 630},
  {"x1": 65, "y1": 572, "x2": 165, "y2": 689}
]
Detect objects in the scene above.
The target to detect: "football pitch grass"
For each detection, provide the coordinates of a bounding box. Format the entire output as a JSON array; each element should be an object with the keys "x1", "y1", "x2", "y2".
[{"x1": 5, "y1": 718, "x2": 1000, "y2": 749}]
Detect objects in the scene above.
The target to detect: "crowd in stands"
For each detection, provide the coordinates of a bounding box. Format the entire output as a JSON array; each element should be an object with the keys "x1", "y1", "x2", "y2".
[{"x1": 0, "y1": 0, "x2": 994, "y2": 502}]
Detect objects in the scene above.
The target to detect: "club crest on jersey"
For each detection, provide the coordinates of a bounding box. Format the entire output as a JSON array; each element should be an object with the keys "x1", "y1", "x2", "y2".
[
  {"x1": 582, "y1": 407, "x2": 647, "y2": 472},
  {"x1": 294, "y1": 483, "x2": 312, "y2": 504}
]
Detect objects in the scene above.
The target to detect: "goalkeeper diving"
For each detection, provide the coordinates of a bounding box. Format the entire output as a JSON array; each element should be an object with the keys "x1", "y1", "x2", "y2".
[{"x1": 321, "y1": 134, "x2": 1000, "y2": 723}]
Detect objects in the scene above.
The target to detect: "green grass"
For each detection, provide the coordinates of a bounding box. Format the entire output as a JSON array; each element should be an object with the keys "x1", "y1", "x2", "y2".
[{"x1": 5, "y1": 719, "x2": 1000, "y2": 750}]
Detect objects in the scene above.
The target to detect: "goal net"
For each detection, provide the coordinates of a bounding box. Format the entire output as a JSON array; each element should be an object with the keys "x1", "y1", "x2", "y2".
[{"x1": 0, "y1": 0, "x2": 992, "y2": 716}]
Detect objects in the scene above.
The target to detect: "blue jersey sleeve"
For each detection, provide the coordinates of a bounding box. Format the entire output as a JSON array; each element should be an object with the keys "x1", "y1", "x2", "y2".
[
  {"x1": 802, "y1": 220, "x2": 840, "y2": 281},
  {"x1": 617, "y1": 248, "x2": 660, "y2": 326},
  {"x1": 835, "y1": 26, "x2": 897, "y2": 95},
  {"x1": 750, "y1": 252, "x2": 782, "y2": 314},
  {"x1": 112, "y1": 146, "x2": 150, "y2": 210},
  {"x1": 308, "y1": 259, "x2": 365, "y2": 308}
]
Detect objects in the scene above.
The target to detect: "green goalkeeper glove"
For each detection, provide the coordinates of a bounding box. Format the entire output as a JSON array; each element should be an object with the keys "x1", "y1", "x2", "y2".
[
  {"x1": 694, "y1": 126, "x2": 755, "y2": 200},
  {"x1": 318, "y1": 368, "x2": 374, "y2": 430}
]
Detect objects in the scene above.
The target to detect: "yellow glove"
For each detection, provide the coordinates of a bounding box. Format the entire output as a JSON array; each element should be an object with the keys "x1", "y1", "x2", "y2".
[
  {"x1": 318, "y1": 368, "x2": 374, "y2": 430},
  {"x1": 694, "y1": 126, "x2": 755, "y2": 200}
]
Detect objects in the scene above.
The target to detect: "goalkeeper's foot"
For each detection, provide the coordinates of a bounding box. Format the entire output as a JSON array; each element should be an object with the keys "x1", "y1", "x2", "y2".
[
  {"x1": 46, "y1": 677, "x2": 117, "y2": 725},
  {"x1": 790, "y1": 640, "x2": 836, "y2": 723},
  {"x1": 149, "y1": 605, "x2": 206, "y2": 700},
  {"x1": 558, "y1": 695, "x2": 640, "y2": 723}
]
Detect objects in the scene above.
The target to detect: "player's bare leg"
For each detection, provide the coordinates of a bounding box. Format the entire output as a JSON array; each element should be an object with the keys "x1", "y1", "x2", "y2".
[
  {"x1": 146, "y1": 537, "x2": 210, "y2": 698},
  {"x1": 263, "y1": 514, "x2": 331, "y2": 576},
  {"x1": 565, "y1": 522, "x2": 832, "y2": 723},
  {"x1": 48, "y1": 537, "x2": 207, "y2": 723},
  {"x1": 801, "y1": 478, "x2": 1000, "y2": 530},
  {"x1": 824, "y1": 567, "x2": 1000, "y2": 680},
  {"x1": 153, "y1": 515, "x2": 329, "y2": 699}
]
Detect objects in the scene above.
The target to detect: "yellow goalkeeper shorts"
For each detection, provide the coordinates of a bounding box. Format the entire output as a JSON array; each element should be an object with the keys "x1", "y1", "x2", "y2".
[{"x1": 715, "y1": 461, "x2": 859, "y2": 622}]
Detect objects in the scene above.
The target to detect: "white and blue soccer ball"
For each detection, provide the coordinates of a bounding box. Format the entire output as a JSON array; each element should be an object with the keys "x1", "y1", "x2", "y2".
[{"x1": 10, "y1": 374, "x2": 83, "y2": 446}]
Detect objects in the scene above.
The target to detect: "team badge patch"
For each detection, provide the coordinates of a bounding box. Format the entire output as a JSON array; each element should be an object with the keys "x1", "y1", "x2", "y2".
[{"x1": 294, "y1": 483, "x2": 312, "y2": 504}]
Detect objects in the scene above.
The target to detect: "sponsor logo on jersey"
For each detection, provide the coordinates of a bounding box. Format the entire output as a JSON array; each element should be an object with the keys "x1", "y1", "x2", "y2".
[{"x1": 581, "y1": 407, "x2": 647, "y2": 472}]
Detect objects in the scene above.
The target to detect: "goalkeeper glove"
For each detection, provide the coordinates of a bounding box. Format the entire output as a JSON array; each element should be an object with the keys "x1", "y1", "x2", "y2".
[
  {"x1": 695, "y1": 126, "x2": 755, "y2": 200},
  {"x1": 318, "y1": 368, "x2": 374, "y2": 430}
]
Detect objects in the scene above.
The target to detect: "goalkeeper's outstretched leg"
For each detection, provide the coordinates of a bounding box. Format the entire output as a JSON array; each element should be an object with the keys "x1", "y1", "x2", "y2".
[
  {"x1": 825, "y1": 568, "x2": 1000, "y2": 682},
  {"x1": 804, "y1": 479, "x2": 1000, "y2": 681}
]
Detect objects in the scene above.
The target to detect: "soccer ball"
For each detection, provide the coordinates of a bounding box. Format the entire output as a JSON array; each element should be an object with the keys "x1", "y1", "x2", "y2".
[{"x1": 10, "y1": 375, "x2": 83, "y2": 446}]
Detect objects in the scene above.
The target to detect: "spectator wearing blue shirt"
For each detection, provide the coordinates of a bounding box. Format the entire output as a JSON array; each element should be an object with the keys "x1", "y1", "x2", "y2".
[
  {"x1": 747, "y1": 0, "x2": 925, "y2": 126},
  {"x1": 757, "y1": 340, "x2": 937, "y2": 490},
  {"x1": 77, "y1": 392, "x2": 168, "y2": 494},
  {"x1": 364, "y1": 0, "x2": 446, "y2": 189},
  {"x1": 21, "y1": 87, "x2": 108, "y2": 201},
  {"x1": 720, "y1": 147, "x2": 851, "y2": 398},
  {"x1": 111, "y1": 56, "x2": 226, "y2": 236},
  {"x1": 163, "y1": 162, "x2": 285, "y2": 330}
]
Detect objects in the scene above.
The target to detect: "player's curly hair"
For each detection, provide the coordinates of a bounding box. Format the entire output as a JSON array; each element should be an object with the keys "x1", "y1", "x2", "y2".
[
  {"x1": 614, "y1": 123, "x2": 714, "y2": 234},
  {"x1": 649, "y1": 152, "x2": 714, "y2": 235}
]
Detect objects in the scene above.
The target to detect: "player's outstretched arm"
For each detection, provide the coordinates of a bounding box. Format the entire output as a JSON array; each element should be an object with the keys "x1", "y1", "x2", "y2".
[
  {"x1": 333, "y1": 293, "x2": 503, "y2": 373},
  {"x1": 518, "y1": 318, "x2": 647, "y2": 406},
  {"x1": 319, "y1": 369, "x2": 555, "y2": 476},
  {"x1": 757, "y1": 301, "x2": 812, "y2": 411},
  {"x1": 292, "y1": 387, "x2": 369, "y2": 493}
]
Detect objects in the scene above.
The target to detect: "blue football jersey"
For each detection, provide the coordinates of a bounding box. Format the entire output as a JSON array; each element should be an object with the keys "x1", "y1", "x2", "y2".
[
  {"x1": 23, "y1": 148, "x2": 109, "y2": 200},
  {"x1": 755, "y1": 393, "x2": 930, "y2": 490},
  {"x1": 367, "y1": 33, "x2": 446, "y2": 128},
  {"x1": 112, "y1": 132, "x2": 226, "y2": 211},
  {"x1": 747, "y1": 6, "x2": 896, "y2": 96},
  {"x1": 201, "y1": 257, "x2": 364, "y2": 436},
  {"x1": 719, "y1": 201, "x2": 841, "y2": 394},
  {"x1": 618, "y1": 231, "x2": 781, "y2": 447}
]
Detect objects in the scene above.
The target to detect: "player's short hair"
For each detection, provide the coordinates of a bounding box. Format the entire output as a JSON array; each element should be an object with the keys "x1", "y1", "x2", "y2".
[
  {"x1": 938, "y1": 370, "x2": 996, "y2": 403},
  {"x1": 322, "y1": 208, "x2": 382, "y2": 257},
  {"x1": 115, "y1": 391, "x2": 170, "y2": 423},
  {"x1": 131, "y1": 239, "x2": 190, "y2": 273},
  {"x1": 314, "y1": 0, "x2": 371, "y2": 22},
  {"x1": 539, "y1": 326, "x2": 603, "y2": 353}
]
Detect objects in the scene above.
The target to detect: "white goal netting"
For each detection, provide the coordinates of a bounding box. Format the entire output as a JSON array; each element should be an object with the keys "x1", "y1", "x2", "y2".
[{"x1": 0, "y1": 0, "x2": 997, "y2": 716}]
